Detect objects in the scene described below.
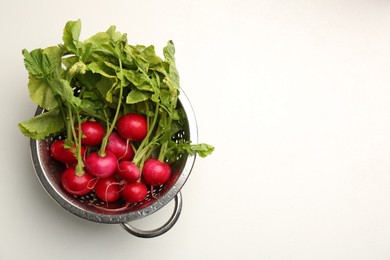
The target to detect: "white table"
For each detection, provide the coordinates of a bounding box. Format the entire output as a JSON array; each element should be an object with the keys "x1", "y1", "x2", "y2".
[{"x1": 1, "y1": 0, "x2": 390, "y2": 259}]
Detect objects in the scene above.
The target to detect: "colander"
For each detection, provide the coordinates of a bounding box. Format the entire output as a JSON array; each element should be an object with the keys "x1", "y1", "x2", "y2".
[{"x1": 30, "y1": 90, "x2": 198, "y2": 238}]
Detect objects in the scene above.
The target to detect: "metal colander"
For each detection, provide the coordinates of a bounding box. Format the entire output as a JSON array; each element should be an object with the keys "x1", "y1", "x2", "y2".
[{"x1": 30, "y1": 90, "x2": 198, "y2": 238}]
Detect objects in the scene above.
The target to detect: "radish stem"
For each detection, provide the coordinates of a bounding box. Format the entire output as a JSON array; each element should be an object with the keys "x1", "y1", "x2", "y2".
[{"x1": 99, "y1": 58, "x2": 124, "y2": 156}]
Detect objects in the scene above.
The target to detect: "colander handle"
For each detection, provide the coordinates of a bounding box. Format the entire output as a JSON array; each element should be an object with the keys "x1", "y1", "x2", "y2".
[{"x1": 120, "y1": 191, "x2": 183, "y2": 238}]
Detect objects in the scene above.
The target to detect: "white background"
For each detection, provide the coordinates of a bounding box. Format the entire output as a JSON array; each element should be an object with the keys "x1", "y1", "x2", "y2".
[{"x1": 1, "y1": 0, "x2": 390, "y2": 259}]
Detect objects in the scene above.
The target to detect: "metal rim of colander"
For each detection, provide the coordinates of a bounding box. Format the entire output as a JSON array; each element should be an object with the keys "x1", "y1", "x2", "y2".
[{"x1": 30, "y1": 89, "x2": 198, "y2": 224}]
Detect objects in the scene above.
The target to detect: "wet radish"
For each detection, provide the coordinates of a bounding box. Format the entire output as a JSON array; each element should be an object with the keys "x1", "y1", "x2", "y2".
[
  {"x1": 106, "y1": 131, "x2": 134, "y2": 161},
  {"x1": 94, "y1": 177, "x2": 121, "y2": 202},
  {"x1": 75, "y1": 121, "x2": 105, "y2": 146},
  {"x1": 50, "y1": 140, "x2": 85, "y2": 165},
  {"x1": 117, "y1": 161, "x2": 140, "y2": 183},
  {"x1": 120, "y1": 182, "x2": 148, "y2": 203},
  {"x1": 117, "y1": 113, "x2": 147, "y2": 141},
  {"x1": 142, "y1": 158, "x2": 171, "y2": 186},
  {"x1": 61, "y1": 166, "x2": 94, "y2": 196},
  {"x1": 85, "y1": 151, "x2": 117, "y2": 178}
]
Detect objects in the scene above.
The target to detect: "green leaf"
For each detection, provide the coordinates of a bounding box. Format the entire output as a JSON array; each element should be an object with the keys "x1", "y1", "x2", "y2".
[
  {"x1": 82, "y1": 32, "x2": 110, "y2": 62},
  {"x1": 106, "y1": 25, "x2": 122, "y2": 43},
  {"x1": 163, "y1": 41, "x2": 176, "y2": 64},
  {"x1": 124, "y1": 45, "x2": 149, "y2": 73},
  {"x1": 80, "y1": 42, "x2": 93, "y2": 61},
  {"x1": 163, "y1": 41, "x2": 180, "y2": 106},
  {"x1": 190, "y1": 143, "x2": 215, "y2": 158},
  {"x1": 22, "y1": 49, "x2": 51, "y2": 79},
  {"x1": 96, "y1": 77, "x2": 117, "y2": 103},
  {"x1": 62, "y1": 19, "x2": 81, "y2": 54},
  {"x1": 27, "y1": 74, "x2": 59, "y2": 110},
  {"x1": 85, "y1": 32, "x2": 110, "y2": 46},
  {"x1": 76, "y1": 71, "x2": 101, "y2": 90},
  {"x1": 67, "y1": 61, "x2": 87, "y2": 81},
  {"x1": 165, "y1": 140, "x2": 214, "y2": 162},
  {"x1": 126, "y1": 89, "x2": 150, "y2": 104},
  {"x1": 122, "y1": 69, "x2": 152, "y2": 91},
  {"x1": 80, "y1": 99, "x2": 108, "y2": 121},
  {"x1": 160, "y1": 89, "x2": 173, "y2": 110},
  {"x1": 43, "y1": 46, "x2": 63, "y2": 77},
  {"x1": 18, "y1": 108, "x2": 65, "y2": 140},
  {"x1": 140, "y1": 45, "x2": 163, "y2": 66},
  {"x1": 87, "y1": 61, "x2": 116, "y2": 78},
  {"x1": 23, "y1": 46, "x2": 62, "y2": 83},
  {"x1": 87, "y1": 62, "x2": 118, "y2": 102},
  {"x1": 51, "y1": 79, "x2": 82, "y2": 108}
]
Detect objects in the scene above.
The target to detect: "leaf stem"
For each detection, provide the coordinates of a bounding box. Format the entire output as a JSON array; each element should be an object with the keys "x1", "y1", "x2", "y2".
[
  {"x1": 74, "y1": 110, "x2": 85, "y2": 175},
  {"x1": 158, "y1": 114, "x2": 172, "y2": 161},
  {"x1": 132, "y1": 102, "x2": 160, "y2": 166},
  {"x1": 99, "y1": 59, "x2": 124, "y2": 156},
  {"x1": 60, "y1": 104, "x2": 72, "y2": 142},
  {"x1": 67, "y1": 105, "x2": 84, "y2": 175}
]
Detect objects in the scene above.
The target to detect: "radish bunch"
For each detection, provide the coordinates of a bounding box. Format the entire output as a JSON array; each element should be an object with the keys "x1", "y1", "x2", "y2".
[
  {"x1": 19, "y1": 19, "x2": 214, "y2": 209},
  {"x1": 50, "y1": 115, "x2": 172, "y2": 204}
]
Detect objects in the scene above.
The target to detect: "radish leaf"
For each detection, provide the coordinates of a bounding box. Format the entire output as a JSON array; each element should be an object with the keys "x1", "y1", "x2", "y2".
[
  {"x1": 18, "y1": 108, "x2": 65, "y2": 140},
  {"x1": 126, "y1": 89, "x2": 150, "y2": 104},
  {"x1": 62, "y1": 19, "x2": 82, "y2": 55},
  {"x1": 27, "y1": 74, "x2": 59, "y2": 110}
]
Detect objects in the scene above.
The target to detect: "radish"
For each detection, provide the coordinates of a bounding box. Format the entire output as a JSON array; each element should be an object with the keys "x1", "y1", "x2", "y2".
[
  {"x1": 50, "y1": 140, "x2": 85, "y2": 165},
  {"x1": 117, "y1": 113, "x2": 147, "y2": 141},
  {"x1": 75, "y1": 121, "x2": 105, "y2": 146},
  {"x1": 142, "y1": 158, "x2": 171, "y2": 186},
  {"x1": 82, "y1": 68, "x2": 127, "y2": 180},
  {"x1": 120, "y1": 182, "x2": 148, "y2": 203},
  {"x1": 61, "y1": 166, "x2": 94, "y2": 196},
  {"x1": 117, "y1": 161, "x2": 140, "y2": 183},
  {"x1": 106, "y1": 131, "x2": 134, "y2": 161},
  {"x1": 94, "y1": 176, "x2": 121, "y2": 202},
  {"x1": 84, "y1": 151, "x2": 117, "y2": 178}
]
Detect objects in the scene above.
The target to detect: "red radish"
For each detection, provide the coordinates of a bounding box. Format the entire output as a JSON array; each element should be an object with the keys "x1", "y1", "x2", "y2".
[
  {"x1": 61, "y1": 166, "x2": 94, "y2": 196},
  {"x1": 84, "y1": 151, "x2": 117, "y2": 178},
  {"x1": 75, "y1": 121, "x2": 105, "y2": 146},
  {"x1": 94, "y1": 177, "x2": 121, "y2": 202},
  {"x1": 117, "y1": 113, "x2": 147, "y2": 141},
  {"x1": 120, "y1": 182, "x2": 148, "y2": 203},
  {"x1": 117, "y1": 161, "x2": 140, "y2": 183},
  {"x1": 50, "y1": 140, "x2": 85, "y2": 165},
  {"x1": 106, "y1": 131, "x2": 134, "y2": 161},
  {"x1": 142, "y1": 158, "x2": 171, "y2": 186}
]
